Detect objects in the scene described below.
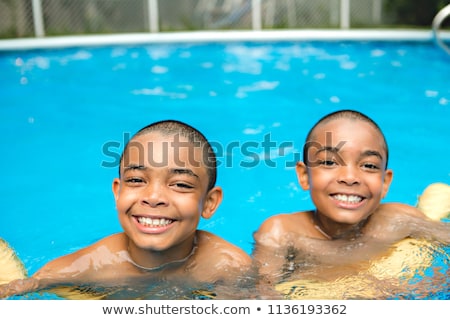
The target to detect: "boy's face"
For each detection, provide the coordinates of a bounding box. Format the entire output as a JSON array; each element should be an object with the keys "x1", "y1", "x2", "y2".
[
  {"x1": 112, "y1": 132, "x2": 218, "y2": 253},
  {"x1": 299, "y1": 118, "x2": 393, "y2": 225}
]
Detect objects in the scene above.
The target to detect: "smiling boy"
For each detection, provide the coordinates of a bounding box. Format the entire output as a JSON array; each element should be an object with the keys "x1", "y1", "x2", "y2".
[
  {"x1": 0, "y1": 120, "x2": 251, "y2": 299},
  {"x1": 253, "y1": 109, "x2": 450, "y2": 295}
]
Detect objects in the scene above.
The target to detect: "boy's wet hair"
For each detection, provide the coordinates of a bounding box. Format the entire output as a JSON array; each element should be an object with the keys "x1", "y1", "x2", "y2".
[
  {"x1": 302, "y1": 109, "x2": 389, "y2": 169},
  {"x1": 120, "y1": 120, "x2": 217, "y2": 191}
]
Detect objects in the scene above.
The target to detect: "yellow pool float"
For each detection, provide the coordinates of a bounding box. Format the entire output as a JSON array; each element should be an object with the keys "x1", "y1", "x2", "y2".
[
  {"x1": 276, "y1": 182, "x2": 450, "y2": 299},
  {"x1": 0, "y1": 239, "x2": 27, "y2": 285}
]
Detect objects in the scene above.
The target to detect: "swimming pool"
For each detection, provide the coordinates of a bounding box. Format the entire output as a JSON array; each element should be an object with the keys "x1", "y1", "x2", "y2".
[{"x1": 0, "y1": 31, "x2": 449, "y2": 299}]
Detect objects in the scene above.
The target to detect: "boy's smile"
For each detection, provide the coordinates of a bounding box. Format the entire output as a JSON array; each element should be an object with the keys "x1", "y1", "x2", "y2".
[
  {"x1": 298, "y1": 118, "x2": 393, "y2": 236},
  {"x1": 135, "y1": 216, "x2": 173, "y2": 230},
  {"x1": 330, "y1": 192, "x2": 365, "y2": 209},
  {"x1": 133, "y1": 214, "x2": 176, "y2": 234}
]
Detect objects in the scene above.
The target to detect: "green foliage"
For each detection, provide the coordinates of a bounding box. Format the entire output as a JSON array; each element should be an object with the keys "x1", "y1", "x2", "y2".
[{"x1": 385, "y1": 0, "x2": 449, "y2": 26}]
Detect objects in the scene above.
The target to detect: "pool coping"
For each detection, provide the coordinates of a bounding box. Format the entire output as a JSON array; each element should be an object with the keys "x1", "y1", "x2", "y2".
[{"x1": 0, "y1": 29, "x2": 449, "y2": 51}]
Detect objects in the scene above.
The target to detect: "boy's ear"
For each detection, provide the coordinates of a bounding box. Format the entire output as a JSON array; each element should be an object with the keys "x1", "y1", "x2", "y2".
[
  {"x1": 112, "y1": 178, "x2": 121, "y2": 201},
  {"x1": 296, "y1": 161, "x2": 310, "y2": 190},
  {"x1": 201, "y1": 186, "x2": 223, "y2": 219},
  {"x1": 381, "y1": 169, "x2": 393, "y2": 199}
]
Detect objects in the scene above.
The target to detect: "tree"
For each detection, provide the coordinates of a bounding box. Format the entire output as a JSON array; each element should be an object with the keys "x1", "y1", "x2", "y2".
[{"x1": 385, "y1": 0, "x2": 449, "y2": 26}]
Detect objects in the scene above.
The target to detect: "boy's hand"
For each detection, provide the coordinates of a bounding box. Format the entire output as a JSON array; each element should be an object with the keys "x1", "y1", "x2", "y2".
[{"x1": 0, "y1": 278, "x2": 39, "y2": 299}]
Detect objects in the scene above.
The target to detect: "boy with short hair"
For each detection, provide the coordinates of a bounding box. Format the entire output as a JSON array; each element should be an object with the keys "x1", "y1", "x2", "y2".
[
  {"x1": 253, "y1": 109, "x2": 450, "y2": 298},
  {"x1": 1, "y1": 120, "x2": 251, "y2": 299}
]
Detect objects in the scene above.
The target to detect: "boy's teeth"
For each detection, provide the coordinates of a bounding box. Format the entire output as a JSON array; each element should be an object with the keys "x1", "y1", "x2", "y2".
[
  {"x1": 333, "y1": 194, "x2": 362, "y2": 203},
  {"x1": 137, "y1": 217, "x2": 172, "y2": 227}
]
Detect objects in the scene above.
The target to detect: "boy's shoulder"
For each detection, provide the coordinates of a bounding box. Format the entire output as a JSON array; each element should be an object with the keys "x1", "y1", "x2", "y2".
[
  {"x1": 258, "y1": 211, "x2": 312, "y2": 232},
  {"x1": 91, "y1": 232, "x2": 127, "y2": 250},
  {"x1": 64, "y1": 232, "x2": 127, "y2": 258},
  {"x1": 374, "y1": 202, "x2": 426, "y2": 219},
  {"x1": 365, "y1": 203, "x2": 428, "y2": 241},
  {"x1": 67, "y1": 233, "x2": 128, "y2": 263},
  {"x1": 189, "y1": 230, "x2": 251, "y2": 285},
  {"x1": 33, "y1": 233, "x2": 128, "y2": 281},
  {"x1": 253, "y1": 211, "x2": 313, "y2": 245},
  {"x1": 196, "y1": 230, "x2": 251, "y2": 264}
]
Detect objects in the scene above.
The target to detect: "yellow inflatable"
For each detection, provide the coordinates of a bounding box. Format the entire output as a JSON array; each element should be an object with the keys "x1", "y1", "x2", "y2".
[
  {"x1": 417, "y1": 182, "x2": 450, "y2": 221},
  {"x1": 0, "y1": 239, "x2": 27, "y2": 285},
  {"x1": 276, "y1": 182, "x2": 450, "y2": 299}
]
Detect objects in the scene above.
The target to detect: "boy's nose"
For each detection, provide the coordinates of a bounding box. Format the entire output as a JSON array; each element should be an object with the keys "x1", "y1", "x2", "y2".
[
  {"x1": 141, "y1": 182, "x2": 168, "y2": 207},
  {"x1": 337, "y1": 165, "x2": 360, "y2": 186}
]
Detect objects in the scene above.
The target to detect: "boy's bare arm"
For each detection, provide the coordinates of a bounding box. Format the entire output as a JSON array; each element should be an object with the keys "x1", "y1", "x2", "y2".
[
  {"x1": 0, "y1": 239, "x2": 123, "y2": 299},
  {"x1": 0, "y1": 256, "x2": 84, "y2": 298},
  {"x1": 253, "y1": 204, "x2": 450, "y2": 271},
  {"x1": 0, "y1": 278, "x2": 39, "y2": 298},
  {"x1": 0, "y1": 251, "x2": 92, "y2": 299},
  {"x1": 371, "y1": 203, "x2": 450, "y2": 244},
  {"x1": 283, "y1": 204, "x2": 450, "y2": 266}
]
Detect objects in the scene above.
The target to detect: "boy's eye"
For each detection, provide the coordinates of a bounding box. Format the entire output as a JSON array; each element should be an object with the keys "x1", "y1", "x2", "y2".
[
  {"x1": 174, "y1": 183, "x2": 194, "y2": 189},
  {"x1": 362, "y1": 162, "x2": 380, "y2": 170},
  {"x1": 124, "y1": 177, "x2": 145, "y2": 184},
  {"x1": 319, "y1": 159, "x2": 337, "y2": 166},
  {"x1": 170, "y1": 181, "x2": 195, "y2": 191}
]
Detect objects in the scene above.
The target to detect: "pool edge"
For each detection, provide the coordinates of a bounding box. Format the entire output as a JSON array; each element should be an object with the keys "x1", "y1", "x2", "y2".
[{"x1": 0, "y1": 29, "x2": 448, "y2": 51}]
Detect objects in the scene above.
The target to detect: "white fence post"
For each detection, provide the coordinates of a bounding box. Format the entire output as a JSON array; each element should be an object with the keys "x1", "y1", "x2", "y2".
[
  {"x1": 148, "y1": 0, "x2": 159, "y2": 33},
  {"x1": 252, "y1": 0, "x2": 262, "y2": 30},
  {"x1": 31, "y1": 0, "x2": 45, "y2": 37},
  {"x1": 340, "y1": 0, "x2": 350, "y2": 29},
  {"x1": 372, "y1": 0, "x2": 382, "y2": 24}
]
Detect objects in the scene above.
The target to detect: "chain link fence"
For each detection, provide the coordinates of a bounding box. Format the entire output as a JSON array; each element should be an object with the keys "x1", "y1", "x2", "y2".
[{"x1": 0, "y1": 0, "x2": 448, "y2": 39}]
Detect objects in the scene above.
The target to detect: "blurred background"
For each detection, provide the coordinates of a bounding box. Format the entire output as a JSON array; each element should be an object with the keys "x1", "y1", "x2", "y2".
[{"x1": 0, "y1": 0, "x2": 449, "y2": 39}]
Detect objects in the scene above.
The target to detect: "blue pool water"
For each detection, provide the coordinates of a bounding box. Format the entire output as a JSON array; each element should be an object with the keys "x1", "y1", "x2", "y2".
[{"x1": 0, "y1": 39, "x2": 449, "y2": 298}]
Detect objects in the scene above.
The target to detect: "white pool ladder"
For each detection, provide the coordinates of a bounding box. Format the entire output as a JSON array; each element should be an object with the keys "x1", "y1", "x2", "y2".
[{"x1": 432, "y1": 4, "x2": 450, "y2": 55}]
